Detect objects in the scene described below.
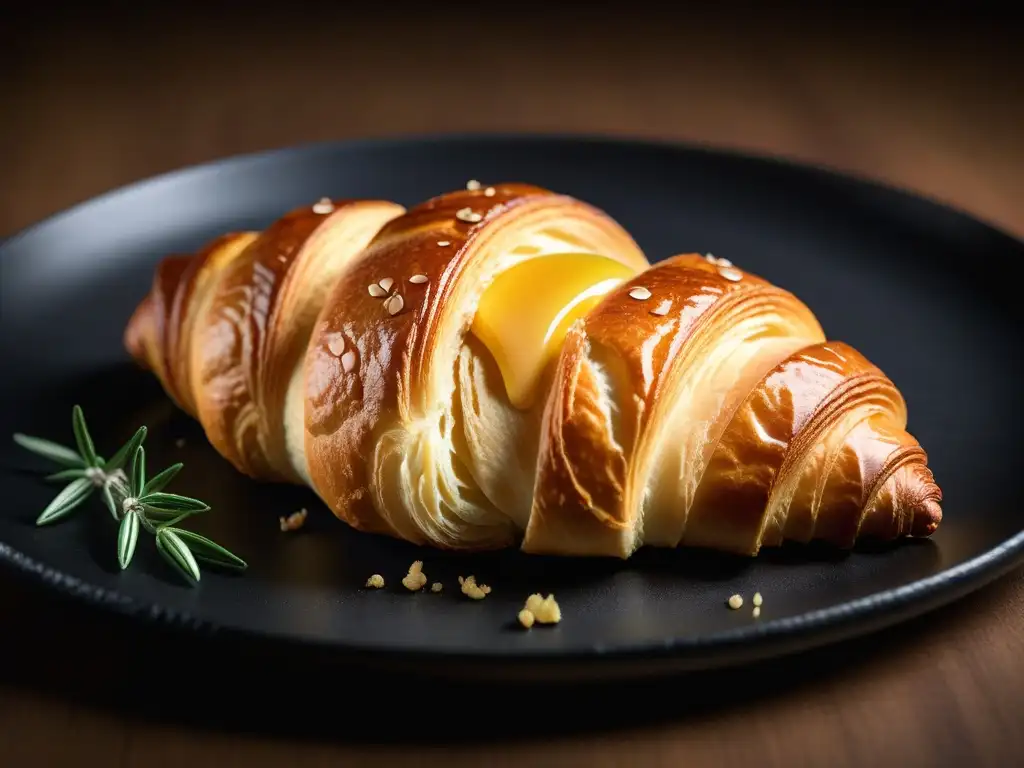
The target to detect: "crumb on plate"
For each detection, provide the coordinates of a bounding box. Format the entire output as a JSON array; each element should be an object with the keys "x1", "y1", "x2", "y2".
[
  {"x1": 174, "y1": 438, "x2": 186, "y2": 448},
  {"x1": 520, "y1": 593, "x2": 561, "y2": 626},
  {"x1": 402, "y1": 560, "x2": 428, "y2": 591},
  {"x1": 279, "y1": 508, "x2": 308, "y2": 532},
  {"x1": 365, "y1": 574, "x2": 385, "y2": 589},
  {"x1": 727, "y1": 593, "x2": 744, "y2": 610},
  {"x1": 753, "y1": 606, "x2": 761, "y2": 618},
  {"x1": 752, "y1": 591, "x2": 763, "y2": 607},
  {"x1": 430, "y1": 582, "x2": 443, "y2": 593},
  {"x1": 458, "y1": 575, "x2": 491, "y2": 600}
]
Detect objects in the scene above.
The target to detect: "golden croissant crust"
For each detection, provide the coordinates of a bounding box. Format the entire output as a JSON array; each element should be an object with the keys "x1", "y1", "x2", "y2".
[{"x1": 125, "y1": 184, "x2": 942, "y2": 558}]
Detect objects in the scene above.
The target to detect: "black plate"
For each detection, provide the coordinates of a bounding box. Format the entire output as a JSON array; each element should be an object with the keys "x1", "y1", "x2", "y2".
[{"x1": 2, "y1": 134, "x2": 1022, "y2": 682}]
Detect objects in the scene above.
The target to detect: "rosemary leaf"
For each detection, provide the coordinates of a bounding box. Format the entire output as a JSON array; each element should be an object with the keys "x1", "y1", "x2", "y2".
[
  {"x1": 18, "y1": 407, "x2": 242, "y2": 587},
  {"x1": 139, "y1": 492, "x2": 210, "y2": 514},
  {"x1": 117, "y1": 509, "x2": 140, "y2": 569},
  {"x1": 150, "y1": 511, "x2": 194, "y2": 528},
  {"x1": 35, "y1": 478, "x2": 94, "y2": 526},
  {"x1": 71, "y1": 405, "x2": 99, "y2": 467},
  {"x1": 101, "y1": 482, "x2": 119, "y2": 520},
  {"x1": 103, "y1": 426, "x2": 147, "y2": 473},
  {"x1": 130, "y1": 445, "x2": 146, "y2": 497},
  {"x1": 141, "y1": 505, "x2": 195, "y2": 524},
  {"x1": 156, "y1": 528, "x2": 201, "y2": 584},
  {"x1": 142, "y1": 463, "x2": 183, "y2": 497},
  {"x1": 45, "y1": 468, "x2": 88, "y2": 482},
  {"x1": 163, "y1": 527, "x2": 247, "y2": 571},
  {"x1": 13, "y1": 434, "x2": 86, "y2": 468}
]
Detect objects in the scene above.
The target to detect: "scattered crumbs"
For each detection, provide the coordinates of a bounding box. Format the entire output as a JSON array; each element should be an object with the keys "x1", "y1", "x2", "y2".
[
  {"x1": 402, "y1": 560, "x2": 428, "y2": 591},
  {"x1": 727, "y1": 593, "x2": 744, "y2": 610},
  {"x1": 174, "y1": 438, "x2": 186, "y2": 448},
  {"x1": 430, "y1": 582, "x2": 443, "y2": 593},
  {"x1": 437, "y1": 240, "x2": 451, "y2": 247},
  {"x1": 365, "y1": 574, "x2": 385, "y2": 589},
  {"x1": 628, "y1": 286, "x2": 652, "y2": 301},
  {"x1": 458, "y1": 575, "x2": 491, "y2": 600},
  {"x1": 466, "y1": 179, "x2": 482, "y2": 191},
  {"x1": 455, "y1": 207, "x2": 483, "y2": 224},
  {"x1": 753, "y1": 606, "x2": 761, "y2": 619},
  {"x1": 279, "y1": 508, "x2": 308, "y2": 532},
  {"x1": 752, "y1": 592, "x2": 763, "y2": 607},
  {"x1": 522, "y1": 593, "x2": 561, "y2": 626},
  {"x1": 312, "y1": 197, "x2": 334, "y2": 215},
  {"x1": 484, "y1": 187, "x2": 496, "y2": 197}
]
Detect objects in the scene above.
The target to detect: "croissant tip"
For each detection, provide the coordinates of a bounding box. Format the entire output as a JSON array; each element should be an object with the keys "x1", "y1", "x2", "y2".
[
  {"x1": 912, "y1": 498, "x2": 943, "y2": 537},
  {"x1": 123, "y1": 297, "x2": 151, "y2": 367}
]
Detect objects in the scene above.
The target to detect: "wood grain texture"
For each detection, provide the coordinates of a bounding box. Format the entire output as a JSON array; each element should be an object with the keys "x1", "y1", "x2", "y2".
[{"x1": 2, "y1": 8, "x2": 1022, "y2": 767}]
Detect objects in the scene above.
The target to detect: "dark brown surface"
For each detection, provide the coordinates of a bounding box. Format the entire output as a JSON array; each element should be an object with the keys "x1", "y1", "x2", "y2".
[{"x1": 2, "y1": 9, "x2": 1023, "y2": 766}]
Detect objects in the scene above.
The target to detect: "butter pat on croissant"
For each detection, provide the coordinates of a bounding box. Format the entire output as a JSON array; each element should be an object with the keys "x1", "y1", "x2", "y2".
[{"x1": 125, "y1": 183, "x2": 942, "y2": 559}]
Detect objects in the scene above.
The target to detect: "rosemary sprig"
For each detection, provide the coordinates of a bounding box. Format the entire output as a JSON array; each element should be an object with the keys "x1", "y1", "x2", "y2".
[{"x1": 13, "y1": 405, "x2": 246, "y2": 585}]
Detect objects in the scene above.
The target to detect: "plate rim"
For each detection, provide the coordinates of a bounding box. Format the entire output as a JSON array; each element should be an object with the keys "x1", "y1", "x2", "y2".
[
  {"x1": 2, "y1": 532, "x2": 1022, "y2": 674},
  {"x1": 2, "y1": 132, "x2": 1023, "y2": 675},
  {"x1": 2, "y1": 131, "x2": 1022, "y2": 250}
]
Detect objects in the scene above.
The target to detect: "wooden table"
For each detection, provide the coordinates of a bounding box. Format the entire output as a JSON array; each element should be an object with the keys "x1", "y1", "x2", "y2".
[{"x1": 3, "y1": 8, "x2": 1023, "y2": 766}]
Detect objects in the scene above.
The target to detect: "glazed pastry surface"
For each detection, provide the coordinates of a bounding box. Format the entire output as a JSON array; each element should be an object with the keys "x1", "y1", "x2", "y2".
[{"x1": 126, "y1": 184, "x2": 942, "y2": 557}]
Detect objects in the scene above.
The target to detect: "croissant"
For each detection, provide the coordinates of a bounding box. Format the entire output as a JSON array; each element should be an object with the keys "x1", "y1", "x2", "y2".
[{"x1": 124, "y1": 183, "x2": 942, "y2": 558}]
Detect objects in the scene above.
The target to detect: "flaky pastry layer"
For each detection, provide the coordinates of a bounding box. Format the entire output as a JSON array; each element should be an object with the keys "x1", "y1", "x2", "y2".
[{"x1": 125, "y1": 185, "x2": 942, "y2": 557}]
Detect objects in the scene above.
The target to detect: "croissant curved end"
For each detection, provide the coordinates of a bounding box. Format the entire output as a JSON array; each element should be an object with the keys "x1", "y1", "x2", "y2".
[
  {"x1": 124, "y1": 295, "x2": 154, "y2": 370},
  {"x1": 919, "y1": 499, "x2": 943, "y2": 535},
  {"x1": 899, "y1": 464, "x2": 943, "y2": 538}
]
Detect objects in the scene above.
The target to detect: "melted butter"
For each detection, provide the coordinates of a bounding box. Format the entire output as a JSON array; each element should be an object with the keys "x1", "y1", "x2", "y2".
[{"x1": 470, "y1": 252, "x2": 638, "y2": 409}]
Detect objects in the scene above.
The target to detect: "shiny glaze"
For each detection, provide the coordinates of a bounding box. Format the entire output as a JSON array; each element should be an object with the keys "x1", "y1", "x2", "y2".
[
  {"x1": 525, "y1": 251, "x2": 940, "y2": 558},
  {"x1": 125, "y1": 199, "x2": 403, "y2": 485},
  {"x1": 195, "y1": 204, "x2": 345, "y2": 479},
  {"x1": 303, "y1": 184, "x2": 648, "y2": 541},
  {"x1": 167, "y1": 233, "x2": 258, "y2": 416},
  {"x1": 683, "y1": 341, "x2": 903, "y2": 554},
  {"x1": 525, "y1": 254, "x2": 823, "y2": 556},
  {"x1": 124, "y1": 233, "x2": 255, "y2": 415}
]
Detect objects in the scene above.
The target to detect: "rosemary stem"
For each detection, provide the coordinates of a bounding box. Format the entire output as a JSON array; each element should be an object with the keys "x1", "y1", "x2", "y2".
[
  {"x1": 16, "y1": 407, "x2": 246, "y2": 581},
  {"x1": 103, "y1": 470, "x2": 131, "y2": 518}
]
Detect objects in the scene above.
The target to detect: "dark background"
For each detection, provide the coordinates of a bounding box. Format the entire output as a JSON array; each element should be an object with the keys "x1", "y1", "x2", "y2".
[
  {"x1": 3, "y1": 5, "x2": 1022, "y2": 242},
  {"x1": 2, "y1": 5, "x2": 1022, "y2": 767}
]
